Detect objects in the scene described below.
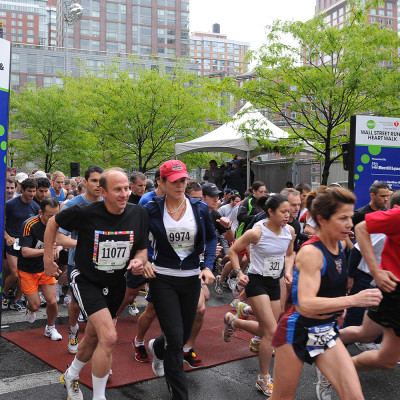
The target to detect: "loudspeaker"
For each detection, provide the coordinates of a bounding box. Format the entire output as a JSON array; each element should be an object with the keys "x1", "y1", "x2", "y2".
[{"x1": 70, "y1": 162, "x2": 80, "y2": 177}]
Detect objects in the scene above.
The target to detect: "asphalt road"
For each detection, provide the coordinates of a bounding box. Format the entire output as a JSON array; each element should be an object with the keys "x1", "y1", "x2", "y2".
[{"x1": 1, "y1": 285, "x2": 399, "y2": 400}]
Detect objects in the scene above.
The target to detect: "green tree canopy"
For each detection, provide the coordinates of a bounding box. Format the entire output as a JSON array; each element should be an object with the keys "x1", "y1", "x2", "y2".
[
  {"x1": 66, "y1": 60, "x2": 229, "y2": 173},
  {"x1": 10, "y1": 85, "x2": 94, "y2": 173},
  {"x1": 234, "y1": 0, "x2": 400, "y2": 185}
]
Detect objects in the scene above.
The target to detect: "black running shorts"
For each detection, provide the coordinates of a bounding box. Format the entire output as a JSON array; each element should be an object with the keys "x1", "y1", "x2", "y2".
[
  {"x1": 245, "y1": 273, "x2": 281, "y2": 301},
  {"x1": 70, "y1": 269, "x2": 125, "y2": 319},
  {"x1": 368, "y1": 285, "x2": 400, "y2": 337}
]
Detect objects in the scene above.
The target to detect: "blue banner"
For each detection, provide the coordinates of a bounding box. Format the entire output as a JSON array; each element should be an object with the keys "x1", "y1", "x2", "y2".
[
  {"x1": 353, "y1": 115, "x2": 400, "y2": 208},
  {"x1": 0, "y1": 38, "x2": 11, "y2": 323}
]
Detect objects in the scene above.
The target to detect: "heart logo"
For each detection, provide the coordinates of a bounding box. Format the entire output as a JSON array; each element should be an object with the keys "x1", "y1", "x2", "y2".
[{"x1": 395, "y1": 121, "x2": 399, "y2": 127}]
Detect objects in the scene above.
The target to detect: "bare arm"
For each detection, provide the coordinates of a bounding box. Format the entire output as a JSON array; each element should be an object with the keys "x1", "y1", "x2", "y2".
[
  {"x1": 296, "y1": 245, "x2": 382, "y2": 316},
  {"x1": 228, "y1": 226, "x2": 261, "y2": 286},
  {"x1": 56, "y1": 231, "x2": 77, "y2": 248},
  {"x1": 283, "y1": 226, "x2": 296, "y2": 283},
  {"x1": 355, "y1": 221, "x2": 399, "y2": 292},
  {"x1": 43, "y1": 217, "x2": 62, "y2": 277},
  {"x1": 21, "y1": 247, "x2": 44, "y2": 258}
]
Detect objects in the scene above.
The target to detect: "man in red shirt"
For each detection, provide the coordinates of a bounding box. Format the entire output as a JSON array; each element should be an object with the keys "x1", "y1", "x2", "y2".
[{"x1": 353, "y1": 200, "x2": 400, "y2": 371}]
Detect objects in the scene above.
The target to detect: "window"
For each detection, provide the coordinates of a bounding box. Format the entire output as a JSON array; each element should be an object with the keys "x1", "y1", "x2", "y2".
[
  {"x1": 11, "y1": 53, "x2": 20, "y2": 72},
  {"x1": 139, "y1": 45, "x2": 151, "y2": 54},
  {"x1": 43, "y1": 77, "x2": 63, "y2": 88},
  {"x1": 27, "y1": 22, "x2": 34, "y2": 27},
  {"x1": 27, "y1": 54, "x2": 37, "y2": 73},
  {"x1": 387, "y1": 2, "x2": 393, "y2": 9},
  {"x1": 27, "y1": 14, "x2": 34, "y2": 20},
  {"x1": 26, "y1": 75, "x2": 36, "y2": 85},
  {"x1": 11, "y1": 74, "x2": 19, "y2": 90},
  {"x1": 43, "y1": 55, "x2": 64, "y2": 75}
]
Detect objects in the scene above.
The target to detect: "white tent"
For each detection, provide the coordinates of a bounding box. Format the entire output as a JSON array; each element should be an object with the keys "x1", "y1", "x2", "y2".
[{"x1": 174, "y1": 102, "x2": 287, "y2": 186}]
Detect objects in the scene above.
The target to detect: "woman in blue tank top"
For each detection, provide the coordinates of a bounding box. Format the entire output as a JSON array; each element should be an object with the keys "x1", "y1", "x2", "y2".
[{"x1": 270, "y1": 188, "x2": 383, "y2": 400}]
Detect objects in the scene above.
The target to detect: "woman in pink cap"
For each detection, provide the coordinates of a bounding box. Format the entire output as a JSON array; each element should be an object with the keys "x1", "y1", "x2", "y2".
[{"x1": 143, "y1": 160, "x2": 217, "y2": 400}]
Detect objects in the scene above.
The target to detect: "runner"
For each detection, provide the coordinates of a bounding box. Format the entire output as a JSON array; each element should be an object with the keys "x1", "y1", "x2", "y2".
[
  {"x1": 55, "y1": 165, "x2": 104, "y2": 354},
  {"x1": 19, "y1": 197, "x2": 62, "y2": 340},
  {"x1": 143, "y1": 160, "x2": 217, "y2": 400},
  {"x1": 223, "y1": 194, "x2": 295, "y2": 397},
  {"x1": 44, "y1": 167, "x2": 148, "y2": 400},
  {"x1": 270, "y1": 188, "x2": 382, "y2": 400},
  {"x1": 49, "y1": 171, "x2": 67, "y2": 202}
]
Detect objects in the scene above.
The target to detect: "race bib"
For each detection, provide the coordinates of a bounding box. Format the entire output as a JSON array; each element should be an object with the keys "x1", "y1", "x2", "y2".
[
  {"x1": 13, "y1": 238, "x2": 20, "y2": 251},
  {"x1": 166, "y1": 226, "x2": 195, "y2": 250},
  {"x1": 97, "y1": 240, "x2": 130, "y2": 271},
  {"x1": 35, "y1": 240, "x2": 44, "y2": 250},
  {"x1": 262, "y1": 256, "x2": 284, "y2": 278},
  {"x1": 306, "y1": 322, "x2": 336, "y2": 357}
]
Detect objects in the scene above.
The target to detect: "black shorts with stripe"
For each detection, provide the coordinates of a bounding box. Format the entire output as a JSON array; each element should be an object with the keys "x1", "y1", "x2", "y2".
[{"x1": 70, "y1": 269, "x2": 125, "y2": 319}]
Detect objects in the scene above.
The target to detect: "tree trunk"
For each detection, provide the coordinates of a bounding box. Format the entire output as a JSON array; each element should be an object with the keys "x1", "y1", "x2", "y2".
[{"x1": 321, "y1": 160, "x2": 331, "y2": 186}]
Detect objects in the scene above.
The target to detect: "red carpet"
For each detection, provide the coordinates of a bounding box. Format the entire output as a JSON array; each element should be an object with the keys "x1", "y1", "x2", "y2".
[{"x1": 2, "y1": 305, "x2": 256, "y2": 389}]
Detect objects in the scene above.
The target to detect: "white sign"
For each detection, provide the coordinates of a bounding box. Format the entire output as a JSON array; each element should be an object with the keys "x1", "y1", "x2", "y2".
[
  {"x1": 0, "y1": 39, "x2": 11, "y2": 91},
  {"x1": 355, "y1": 115, "x2": 400, "y2": 146}
]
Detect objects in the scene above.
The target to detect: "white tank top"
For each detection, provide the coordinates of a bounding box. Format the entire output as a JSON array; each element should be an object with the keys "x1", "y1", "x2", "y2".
[{"x1": 248, "y1": 219, "x2": 292, "y2": 278}]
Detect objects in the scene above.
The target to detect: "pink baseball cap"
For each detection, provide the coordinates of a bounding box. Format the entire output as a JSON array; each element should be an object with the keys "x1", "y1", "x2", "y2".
[{"x1": 160, "y1": 160, "x2": 189, "y2": 182}]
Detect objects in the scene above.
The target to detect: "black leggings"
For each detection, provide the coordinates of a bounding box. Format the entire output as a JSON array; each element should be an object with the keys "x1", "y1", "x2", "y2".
[{"x1": 149, "y1": 273, "x2": 201, "y2": 400}]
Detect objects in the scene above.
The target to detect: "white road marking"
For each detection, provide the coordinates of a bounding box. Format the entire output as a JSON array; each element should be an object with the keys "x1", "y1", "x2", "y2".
[{"x1": 0, "y1": 370, "x2": 61, "y2": 394}]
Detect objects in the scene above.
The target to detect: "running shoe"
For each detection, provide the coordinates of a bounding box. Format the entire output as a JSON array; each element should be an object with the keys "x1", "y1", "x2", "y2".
[
  {"x1": 132, "y1": 341, "x2": 150, "y2": 363},
  {"x1": 60, "y1": 367, "x2": 83, "y2": 400},
  {"x1": 9, "y1": 299, "x2": 26, "y2": 311},
  {"x1": 68, "y1": 326, "x2": 79, "y2": 354},
  {"x1": 355, "y1": 342, "x2": 381, "y2": 352},
  {"x1": 2, "y1": 292, "x2": 9, "y2": 310},
  {"x1": 44, "y1": 325, "x2": 63, "y2": 341},
  {"x1": 230, "y1": 298, "x2": 239, "y2": 309},
  {"x1": 222, "y1": 312, "x2": 236, "y2": 342},
  {"x1": 148, "y1": 339, "x2": 165, "y2": 377},
  {"x1": 183, "y1": 348, "x2": 204, "y2": 368},
  {"x1": 256, "y1": 374, "x2": 273, "y2": 397},
  {"x1": 235, "y1": 301, "x2": 249, "y2": 319},
  {"x1": 63, "y1": 294, "x2": 72, "y2": 306},
  {"x1": 26, "y1": 310, "x2": 36, "y2": 324},
  {"x1": 215, "y1": 275, "x2": 223, "y2": 294},
  {"x1": 250, "y1": 336, "x2": 261, "y2": 353},
  {"x1": 128, "y1": 301, "x2": 140, "y2": 316},
  {"x1": 77, "y1": 312, "x2": 87, "y2": 323},
  {"x1": 316, "y1": 368, "x2": 332, "y2": 400},
  {"x1": 227, "y1": 277, "x2": 238, "y2": 290}
]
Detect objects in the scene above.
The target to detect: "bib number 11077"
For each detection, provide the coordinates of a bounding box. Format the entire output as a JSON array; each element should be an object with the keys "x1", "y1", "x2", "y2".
[{"x1": 97, "y1": 240, "x2": 130, "y2": 270}]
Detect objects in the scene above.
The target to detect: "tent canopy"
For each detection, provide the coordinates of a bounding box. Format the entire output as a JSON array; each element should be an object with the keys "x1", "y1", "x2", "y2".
[{"x1": 174, "y1": 102, "x2": 287, "y2": 158}]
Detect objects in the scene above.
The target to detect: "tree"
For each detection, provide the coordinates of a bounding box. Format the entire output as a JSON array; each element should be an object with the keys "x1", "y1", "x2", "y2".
[
  {"x1": 67, "y1": 60, "x2": 229, "y2": 172},
  {"x1": 235, "y1": 0, "x2": 400, "y2": 185},
  {"x1": 10, "y1": 85, "x2": 94, "y2": 172}
]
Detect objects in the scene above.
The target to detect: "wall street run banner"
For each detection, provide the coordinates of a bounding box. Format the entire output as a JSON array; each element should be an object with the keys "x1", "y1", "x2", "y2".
[
  {"x1": 0, "y1": 39, "x2": 11, "y2": 318},
  {"x1": 353, "y1": 115, "x2": 400, "y2": 208}
]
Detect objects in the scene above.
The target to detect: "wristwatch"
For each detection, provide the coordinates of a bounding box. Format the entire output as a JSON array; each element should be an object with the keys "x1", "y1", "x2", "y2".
[{"x1": 234, "y1": 268, "x2": 241, "y2": 275}]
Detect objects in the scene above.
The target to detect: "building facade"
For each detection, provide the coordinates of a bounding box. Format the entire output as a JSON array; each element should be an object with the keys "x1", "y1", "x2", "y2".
[
  {"x1": 190, "y1": 24, "x2": 249, "y2": 77},
  {"x1": 316, "y1": 0, "x2": 398, "y2": 33}
]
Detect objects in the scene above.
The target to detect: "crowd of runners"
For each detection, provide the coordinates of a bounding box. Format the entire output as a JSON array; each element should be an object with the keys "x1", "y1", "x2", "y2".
[{"x1": 2, "y1": 160, "x2": 400, "y2": 400}]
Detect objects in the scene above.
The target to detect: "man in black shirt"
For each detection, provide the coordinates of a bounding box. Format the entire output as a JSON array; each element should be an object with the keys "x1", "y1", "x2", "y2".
[
  {"x1": 19, "y1": 197, "x2": 62, "y2": 339},
  {"x1": 352, "y1": 181, "x2": 390, "y2": 227},
  {"x1": 128, "y1": 171, "x2": 146, "y2": 204},
  {"x1": 44, "y1": 168, "x2": 148, "y2": 400},
  {"x1": 32, "y1": 177, "x2": 50, "y2": 207}
]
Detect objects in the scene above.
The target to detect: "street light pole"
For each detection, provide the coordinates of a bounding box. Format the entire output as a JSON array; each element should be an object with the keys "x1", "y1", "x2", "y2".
[{"x1": 63, "y1": 1, "x2": 83, "y2": 77}]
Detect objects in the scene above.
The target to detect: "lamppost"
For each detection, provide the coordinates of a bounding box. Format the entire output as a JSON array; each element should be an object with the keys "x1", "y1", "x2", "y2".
[{"x1": 63, "y1": 1, "x2": 83, "y2": 76}]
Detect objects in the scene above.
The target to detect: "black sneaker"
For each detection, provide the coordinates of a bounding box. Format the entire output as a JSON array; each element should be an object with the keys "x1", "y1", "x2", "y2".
[
  {"x1": 132, "y1": 341, "x2": 150, "y2": 363},
  {"x1": 183, "y1": 348, "x2": 204, "y2": 368}
]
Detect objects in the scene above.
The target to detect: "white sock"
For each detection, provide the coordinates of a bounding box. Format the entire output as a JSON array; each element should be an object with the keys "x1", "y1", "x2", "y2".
[
  {"x1": 67, "y1": 357, "x2": 87, "y2": 379},
  {"x1": 70, "y1": 324, "x2": 78, "y2": 333},
  {"x1": 183, "y1": 347, "x2": 192, "y2": 353},
  {"x1": 134, "y1": 336, "x2": 144, "y2": 347},
  {"x1": 92, "y1": 373, "x2": 109, "y2": 400},
  {"x1": 46, "y1": 325, "x2": 55, "y2": 330}
]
